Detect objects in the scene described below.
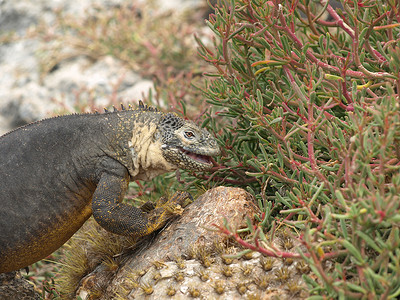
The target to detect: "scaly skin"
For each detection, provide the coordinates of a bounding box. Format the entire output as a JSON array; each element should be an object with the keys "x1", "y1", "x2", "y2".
[{"x1": 0, "y1": 102, "x2": 220, "y2": 273}]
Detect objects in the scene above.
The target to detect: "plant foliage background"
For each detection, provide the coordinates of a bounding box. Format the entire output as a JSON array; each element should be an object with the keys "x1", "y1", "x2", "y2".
[
  {"x1": 194, "y1": 0, "x2": 400, "y2": 298},
  {"x1": 10, "y1": 0, "x2": 400, "y2": 298}
]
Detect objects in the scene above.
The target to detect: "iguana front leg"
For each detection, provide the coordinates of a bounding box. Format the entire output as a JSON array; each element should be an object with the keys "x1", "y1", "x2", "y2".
[{"x1": 92, "y1": 168, "x2": 190, "y2": 237}]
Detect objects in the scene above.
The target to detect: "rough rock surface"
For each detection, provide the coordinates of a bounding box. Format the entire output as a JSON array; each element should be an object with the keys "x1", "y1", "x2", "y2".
[
  {"x1": 63, "y1": 187, "x2": 307, "y2": 299},
  {"x1": 0, "y1": 271, "x2": 40, "y2": 299},
  {"x1": 118, "y1": 186, "x2": 259, "y2": 275}
]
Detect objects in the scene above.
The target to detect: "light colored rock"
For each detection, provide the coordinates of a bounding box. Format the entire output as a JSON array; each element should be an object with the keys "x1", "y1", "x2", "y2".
[
  {"x1": 137, "y1": 0, "x2": 202, "y2": 12},
  {"x1": 0, "y1": 81, "x2": 54, "y2": 135},
  {"x1": 0, "y1": 116, "x2": 11, "y2": 136},
  {"x1": 43, "y1": 55, "x2": 142, "y2": 108},
  {"x1": 0, "y1": 39, "x2": 40, "y2": 86},
  {"x1": 0, "y1": 0, "x2": 41, "y2": 34},
  {"x1": 60, "y1": 187, "x2": 307, "y2": 299},
  {"x1": 118, "y1": 79, "x2": 155, "y2": 103}
]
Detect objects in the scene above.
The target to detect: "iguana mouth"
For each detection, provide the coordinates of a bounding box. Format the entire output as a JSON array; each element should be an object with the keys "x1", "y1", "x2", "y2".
[{"x1": 178, "y1": 147, "x2": 213, "y2": 166}]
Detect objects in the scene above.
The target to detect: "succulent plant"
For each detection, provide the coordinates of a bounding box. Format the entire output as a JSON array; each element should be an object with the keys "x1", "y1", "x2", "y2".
[{"x1": 196, "y1": 0, "x2": 400, "y2": 298}]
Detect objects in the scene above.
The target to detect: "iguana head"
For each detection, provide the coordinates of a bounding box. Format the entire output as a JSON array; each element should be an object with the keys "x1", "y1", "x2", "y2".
[{"x1": 158, "y1": 113, "x2": 220, "y2": 171}]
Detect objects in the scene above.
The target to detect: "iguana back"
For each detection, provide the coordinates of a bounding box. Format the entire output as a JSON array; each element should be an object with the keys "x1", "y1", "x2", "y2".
[
  {"x1": 0, "y1": 114, "x2": 118, "y2": 271},
  {"x1": 0, "y1": 106, "x2": 220, "y2": 272}
]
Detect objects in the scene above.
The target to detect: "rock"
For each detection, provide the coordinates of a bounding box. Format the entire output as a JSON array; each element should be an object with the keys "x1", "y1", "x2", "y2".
[
  {"x1": 137, "y1": 0, "x2": 203, "y2": 12},
  {"x1": 59, "y1": 187, "x2": 308, "y2": 299},
  {"x1": 0, "y1": 1, "x2": 40, "y2": 34},
  {"x1": 0, "y1": 271, "x2": 40, "y2": 300},
  {"x1": 118, "y1": 186, "x2": 259, "y2": 273},
  {"x1": 43, "y1": 55, "x2": 142, "y2": 109},
  {"x1": 118, "y1": 79, "x2": 155, "y2": 103}
]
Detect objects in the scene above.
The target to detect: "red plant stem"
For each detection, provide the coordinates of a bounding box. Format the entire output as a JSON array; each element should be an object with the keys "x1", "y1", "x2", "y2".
[
  {"x1": 304, "y1": 2, "x2": 318, "y2": 35},
  {"x1": 281, "y1": 100, "x2": 307, "y2": 122},
  {"x1": 277, "y1": 8, "x2": 392, "y2": 79},
  {"x1": 283, "y1": 211, "x2": 296, "y2": 221},
  {"x1": 200, "y1": 174, "x2": 258, "y2": 185},
  {"x1": 341, "y1": 79, "x2": 353, "y2": 107},
  {"x1": 197, "y1": 36, "x2": 251, "y2": 99},
  {"x1": 307, "y1": 101, "x2": 317, "y2": 169},
  {"x1": 260, "y1": 112, "x2": 335, "y2": 168},
  {"x1": 397, "y1": 72, "x2": 400, "y2": 100},
  {"x1": 308, "y1": 248, "x2": 336, "y2": 290},
  {"x1": 321, "y1": 0, "x2": 354, "y2": 38},
  {"x1": 297, "y1": 3, "x2": 344, "y2": 27},
  {"x1": 258, "y1": 116, "x2": 308, "y2": 171},
  {"x1": 277, "y1": 10, "x2": 361, "y2": 77},
  {"x1": 300, "y1": 238, "x2": 363, "y2": 298},
  {"x1": 298, "y1": 198, "x2": 322, "y2": 224},
  {"x1": 214, "y1": 223, "x2": 344, "y2": 260},
  {"x1": 321, "y1": 0, "x2": 389, "y2": 66},
  {"x1": 307, "y1": 114, "x2": 329, "y2": 185},
  {"x1": 387, "y1": 7, "x2": 395, "y2": 41},
  {"x1": 266, "y1": 170, "x2": 298, "y2": 184},
  {"x1": 364, "y1": 12, "x2": 390, "y2": 62},
  {"x1": 352, "y1": 12, "x2": 394, "y2": 79},
  {"x1": 283, "y1": 66, "x2": 335, "y2": 185},
  {"x1": 222, "y1": 24, "x2": 234, "y2": 75}
]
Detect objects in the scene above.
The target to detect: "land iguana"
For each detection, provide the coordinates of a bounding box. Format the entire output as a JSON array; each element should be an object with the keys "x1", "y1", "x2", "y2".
[{"x1": 0, "y1": 101, "x2": 220, "y2": 273}]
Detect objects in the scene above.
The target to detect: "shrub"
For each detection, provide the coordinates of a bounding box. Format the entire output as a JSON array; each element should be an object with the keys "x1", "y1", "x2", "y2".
[{"x1": 196, "y1": 0, "x2": 400, "y2": 298}]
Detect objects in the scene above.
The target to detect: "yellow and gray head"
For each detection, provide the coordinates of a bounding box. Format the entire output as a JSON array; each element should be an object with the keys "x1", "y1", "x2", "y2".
[{"x1": 158, "y1": 113, "x2": 220, "y2": 171}]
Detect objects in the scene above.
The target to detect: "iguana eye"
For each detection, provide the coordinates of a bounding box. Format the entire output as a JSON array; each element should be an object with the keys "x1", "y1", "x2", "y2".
[{"x1": 184, "y1": 131, "x2": 195, "y2": 139}]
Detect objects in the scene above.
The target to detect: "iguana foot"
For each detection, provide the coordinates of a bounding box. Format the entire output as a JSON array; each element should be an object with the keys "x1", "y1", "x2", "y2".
[
  {"x1": 157, "y1": 191, "x2": 192, "y2": 215},
  {"x1": 141, "y1": 191, "x2": 192, "y2": 213},
  {"x1": 166, "y1": 204, "x2": 184, "y2": 215},
  {"x1": 140, "y1": 201, "x2": 156, "y2": 212},
  {"x1": 155, "y1": 196, "x2": 169, "y2": 207},
  {"x1": 144, "y1": 191, "x2": 192, "y2": 234},
  {"x1": 161, "y1": 191, "x2": 192, "y2": 209}
]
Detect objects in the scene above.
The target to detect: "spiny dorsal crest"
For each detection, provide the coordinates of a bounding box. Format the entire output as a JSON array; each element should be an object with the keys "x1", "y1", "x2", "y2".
[
  {"x1": 103, "y1": 101, "x2": 159, "y2": 113},
  {"x1": 137, "y1": 100, "x2": 159, "y2": 112}
]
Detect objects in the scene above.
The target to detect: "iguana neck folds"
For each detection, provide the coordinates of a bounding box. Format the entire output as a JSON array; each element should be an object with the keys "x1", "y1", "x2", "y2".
[{"x1": 128, "y1": 120, "x2": 177, "y2": 181}]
